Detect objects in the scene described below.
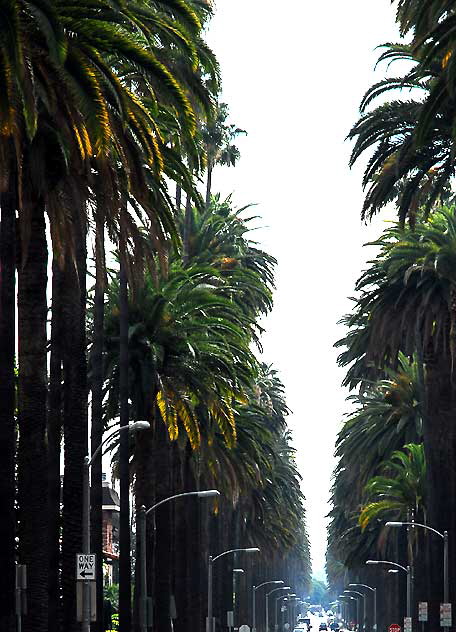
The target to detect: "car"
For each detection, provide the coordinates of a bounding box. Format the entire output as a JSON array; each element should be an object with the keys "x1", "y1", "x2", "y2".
[
  {"x1": 319, "y1": 624, "x2": 328, "y2": 631},
  {"x1": 330, "y1": 623, "x2": 340, "y2": 631}
]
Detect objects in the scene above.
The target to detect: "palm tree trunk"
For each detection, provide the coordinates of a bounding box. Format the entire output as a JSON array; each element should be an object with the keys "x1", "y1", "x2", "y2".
[
  {"x1": 48, "y1": 260, "x2": 64, "y2": 632},
  {"x1": 91, "y1": 212, "x2": 106, "y2": 632},
  {"x1": 61, "y1": 208, "x2": 88, "y2": 632},
  {"x1": 206, "y1": 166, "x2": 213, "y2": 208},
  {"x1": 133, "y1": 420, "x2": 155, "y2": 632},
  {"x1": 423, "y1": 343, "x2": 456, "y2": 630},
  {"x1": 0, "y1": 180, "x2": 17, "y2": 631},
  {"x1": 119, "y1": 222, "x2": 131, "y2": 632},
  {"x1": 176, "y1": 184, "x2": 182, "y2": 211},
  {"x1": 153, "y1": 418, "x2": 173, "y2": 632},
  {"x1": 17, "y1": 197, "x2": 49, "y2": 632},
  {"x1": 183, "y1": 195, "x2": 192, "y2": 265},
  {"x1": 175, "y1": 445, "x2": 197, "y2": 632}
]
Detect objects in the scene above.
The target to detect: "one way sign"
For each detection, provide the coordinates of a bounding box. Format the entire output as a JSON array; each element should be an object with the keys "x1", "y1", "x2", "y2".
[{"x1": 76, "y1": 554, "x2": 96, "y2": 581}]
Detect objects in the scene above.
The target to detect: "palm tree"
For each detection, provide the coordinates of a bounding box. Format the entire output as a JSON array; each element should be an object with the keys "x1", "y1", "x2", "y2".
[
  {"x1": 202, "y1": 103, "x2": 246, "y2": 206},
  {"x1": 1, "y1": 2, "x2": 214, "y2": 631},
  {"x1": 348, "y1": 43, "x2": 455, "y2": 222},
  {"x1": 0, "y1": 173, "x2": 17, "y2": 632},
  {"x1": 102, "y1": 261, "x2": 257, "y2": 632},
  {"x1": 329, "y1": 208, "x2": 456, "y2": 627},
  {"x1": 359, "y1": 443, "x2": 427, "y2": 530}
]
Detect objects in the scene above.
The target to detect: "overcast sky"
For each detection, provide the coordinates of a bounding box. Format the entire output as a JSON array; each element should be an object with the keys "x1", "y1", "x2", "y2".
[{"x1": 205, "y1": 1, "x2": 402, "y2": 580}]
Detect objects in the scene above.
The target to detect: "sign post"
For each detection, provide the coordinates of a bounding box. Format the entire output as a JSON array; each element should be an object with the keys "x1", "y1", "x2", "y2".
[
  {"x1": 418, "y1": 603, "x2": 428, "y2": 622},
  {"x1": 15, "y1": 564, "x2": 27, "y2": 632},
  {"x1": 76, "y1": 553, "x2": 96, "y2": 625},
  {"x1": 404, "y1": 616, "x2": 412, "y2": 632},
  {"x1": 440, "y1": 603, "x2": 452, "y2": 628}
]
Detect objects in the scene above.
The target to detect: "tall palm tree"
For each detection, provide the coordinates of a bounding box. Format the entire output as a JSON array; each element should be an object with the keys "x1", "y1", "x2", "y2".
[
  {"x1": 330, "y1": 208, "x2": 456, "y2": 627},
  {"x1": 348, "y1": 43, "x2": 455, "y2": 222},
  {"x1": 102, "y1": 261, "x2": 257, "y2": 632},
  {"x1": 359, "y1": 443, "x2": 427, "y2": 530},
  {"x1": 0, "y1": 169, "x2": 17, "y2": 632},
  {"x1": 202, "y1": 103, "x2": 246, "y2": 206}
]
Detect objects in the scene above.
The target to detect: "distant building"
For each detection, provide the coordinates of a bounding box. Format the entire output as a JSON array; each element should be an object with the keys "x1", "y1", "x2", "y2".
[{"x1": 102, "y1": 474, "x2": 120, "y2": 586}]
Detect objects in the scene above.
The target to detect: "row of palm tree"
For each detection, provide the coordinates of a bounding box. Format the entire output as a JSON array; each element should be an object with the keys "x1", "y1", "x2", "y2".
[
  {"x1": 0, "y1": 2, "x2": 310, "y2": 632},
  {"x1": 328, "y1": 1, "x2": 456, "y2": 630},
  {"x1": 102, "y1": 195, "x2": 311, "y2": 631}
]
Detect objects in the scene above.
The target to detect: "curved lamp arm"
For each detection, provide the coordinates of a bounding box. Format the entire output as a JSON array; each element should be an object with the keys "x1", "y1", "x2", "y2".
[
  {"x1": 254, "y1": 580, "x2": 284, "y2": 592},
  {"x1": 145, "y1": 490, "x2": 219, "y2": 516},
  {"x1": 349, "y1": 583, "x2": 375, "y2": 593},
  {"x1": 212, "y1": 547, "x2": 260, "y2": 563},
  {"x1": 386, "y1": 521, "x2": 444, "y2": 539},
  {"x1": 88, "y1": 420, "x2": 150, "y2": 467},
  {"x1": 366, "y1": 560, "x2": 408, "y2": 573}
]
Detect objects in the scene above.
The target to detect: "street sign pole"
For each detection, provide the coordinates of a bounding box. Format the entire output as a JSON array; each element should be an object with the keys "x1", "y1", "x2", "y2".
[
  {"x1": 444, "y1": 531, "x2": 449, "y2": 632},
  {"x1": 82, "y1": 456, "x2": 91, "y2": 632}
]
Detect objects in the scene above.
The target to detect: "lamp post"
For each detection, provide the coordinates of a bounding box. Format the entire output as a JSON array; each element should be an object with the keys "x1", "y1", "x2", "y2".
[
  {"x1": 207, "y1": 547, "x2": 260, "y2": 632},
  {"x1": 233, "y1": 568, "x2": 244, "y2": 631},
  {"x1": 339, "y1": 596, "x2": 356, "y2": 629},
  {"x1": 266, "y1": 586, "x2": 290, "y2": 632},
  {"x1": 349, "y1": 584, "x2": 377, "y2": 632},
  {"x1": 276, "y1": 594, "x2": 296, "y2": 631},
  {"x1": 82, "y1": 420, "x2": 150, "y2": 632},
  {"x1": 252, "y1": 581, "x2": 284, "y2": 632},
  {"x1": 386, "y1": 521, "x2": 449, "y2": 632},
  {"x1": 344, "y1": 591, "x2": 366, "y2": 632},
  {"x1": 366, "y1": 560, "x2": 411, "y2": 621},
  {"x1": 137, "y1": 490, "x2": 220, "y2": 632},
  {"x1": 287, "y1": 596, "x2": 299, "y2": 629}
]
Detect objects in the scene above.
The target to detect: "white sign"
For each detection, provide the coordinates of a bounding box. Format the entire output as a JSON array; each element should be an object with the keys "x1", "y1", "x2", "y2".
[
  {"x1": 76, "y1": 554, "x2": 96, "y2": 581},
  {"x1": 418, "y1": 602, "x2": 428, "y2": 622},
  {"x1": 440, "y1": 603, "x2": 452, "y2": 627},
  {"x1": 239, "y1": 626, "x2": 250, "y2": 632},
  {"x1": 404, "y1": 617, "x2": 412, "y2": 632}
]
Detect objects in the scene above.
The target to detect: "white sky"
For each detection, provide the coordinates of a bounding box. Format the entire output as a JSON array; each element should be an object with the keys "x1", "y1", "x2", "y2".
[{"x1": 205, "y1": 1, "x2": 402, "y2": 580}]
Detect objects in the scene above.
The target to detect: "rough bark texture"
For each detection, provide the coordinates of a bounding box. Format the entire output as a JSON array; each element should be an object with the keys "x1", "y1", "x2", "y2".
[
  {"x1": 119, "y1": 244, "x2": 131, "y2": 632},
  {"x1": 0, "y1": 183, "x2": 17, "y2": 631},
  {"x1": 182, "y1": 195, "x2": 192, "y2": 266},
  {"x1": 175, "y1": 445, "x2": 200, "y2": 632},
  {"x1": 153, "y1": 417, "x2": 173, "y2": 632},
  {"x1": 176, "y1": 184, "x2": 182, "y2": 211},
  {"x1": 133, "y1": 423, "x2": 155, "y2": 632},
  {"x1": 423, "y1": 347, "x2": 456, "y2": 631},
  {"x1": 17, "y1": 198, "x2": 49, "y2": 632},
  {"x1": 48, "y1": 260, "x2": 64, "y2": 632},
  {"x1": 91, "y1": 215, "x2": 105, "y2": 632},
  {"x1": 206, "y1": 167, "x2": 212, "y2": 208},
  {"x1": 61, "y1": 210, "x2": 87, "y2": 632}
]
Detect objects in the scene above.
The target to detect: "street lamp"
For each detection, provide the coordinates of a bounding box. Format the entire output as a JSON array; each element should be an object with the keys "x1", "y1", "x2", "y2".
[
  {"x1": 82, "y1": 420, "x2": 150, "y2": 632},
  {"x1": 252, "y1": 580, "x2": 284, "y2": 632},
  {"x1": 276, "y1": 594, "x2": 296, "y2": 631},
  {"x1": 287, "y1": 595, "x2": 299, "y2": 628},
  {"x1": 386, "y1": 521, "x2": 449, "y2": 631},
  {"x1": 207, "y1": 547, "x2": 260, "y2": 632},
  {"x1": 339, "y1": 595, "x2": 357, "y2": 629},
  {"x1": 137, "y1": 489, "x2": 220, "y2": 632},
  {"x1": 349, "y1": 584, "x2": 377, "y2": 632},
  {"x1": 266, "y1": 586, "x2": 290, "y2": 632},
  {"x1": 344, "y1": 590, "x2": 366, "y2": 632},
  {"x1": 366, "y1": 560, "x2": 411, "y2": 620},
  {"x1": 233, "y1": 569, "x2": 244, "y2": 629}
]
